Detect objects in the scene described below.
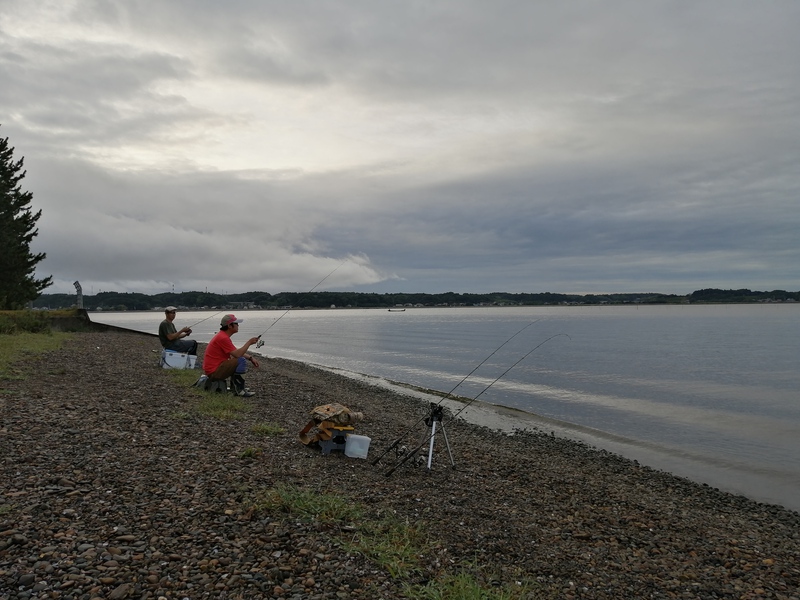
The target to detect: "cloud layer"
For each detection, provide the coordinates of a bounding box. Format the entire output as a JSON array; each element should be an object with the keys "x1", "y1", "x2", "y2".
[{"x1": 2, "y1": 1, "x2": 798, "y2": 295}]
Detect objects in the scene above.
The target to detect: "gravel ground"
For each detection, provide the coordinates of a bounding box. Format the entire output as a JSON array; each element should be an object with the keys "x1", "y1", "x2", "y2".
[{"x1": 2, "y1": 330, "x2": 799, "y2": 599}]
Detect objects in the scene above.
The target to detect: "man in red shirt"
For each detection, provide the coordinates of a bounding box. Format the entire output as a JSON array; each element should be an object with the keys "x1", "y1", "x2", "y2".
[{"x1": 203, "y1": 314, "x2": 260, "y2": 397}]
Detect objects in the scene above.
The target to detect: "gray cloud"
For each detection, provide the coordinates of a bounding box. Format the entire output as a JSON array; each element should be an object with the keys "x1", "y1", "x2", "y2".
[{"x1": 1, "y1": 0, "x2": 798, "y2": 296}]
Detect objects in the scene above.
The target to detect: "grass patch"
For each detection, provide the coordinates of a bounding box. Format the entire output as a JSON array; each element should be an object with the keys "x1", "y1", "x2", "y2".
[
  {"x1": 161, "y1": 366, "x2": 250, "y2": 420},
  {"x1": 0, "y1": 310, "x2": 53, "y2": 334},
  {"x1": 196, "y1": 393, "x2": 248, "y2": 420},
  {"x1": 248, "y1": 485, "x2": 538, "y2": 598},
  {"x1": 163, "y1": 368, "x2": 205, "y2": 388},
  {"x1": 239, "y1": 446, "x2": 263, "y2": 459},
  {"x1": 408, "y1": 571, "x2": 535, "y2": 600},
  {"x1": 249, "y1": 484, "x2": 427, "y2": 579},
  {"x1": 357, "y1": 513, "x2": 429, "y2": 579},
  {"x1": 253, "y1": 483, "x2": 363, "y2": 523},
  {"x1": 0, "y1": 331, "x2": 70, "y2": 380},
  {"x1": 251, "y1": 421, "x2": 285, "y2": 436}
]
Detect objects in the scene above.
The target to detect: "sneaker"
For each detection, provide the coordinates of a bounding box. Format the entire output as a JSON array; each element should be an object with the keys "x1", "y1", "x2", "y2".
[{"x1": 236, "y1": 389, "x2": 256, "y2": 397}]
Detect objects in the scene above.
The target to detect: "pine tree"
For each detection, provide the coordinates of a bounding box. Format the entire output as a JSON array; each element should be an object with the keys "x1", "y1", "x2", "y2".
[{"x1": 0, "y1": 126, "x2": 52, "y2": 309}]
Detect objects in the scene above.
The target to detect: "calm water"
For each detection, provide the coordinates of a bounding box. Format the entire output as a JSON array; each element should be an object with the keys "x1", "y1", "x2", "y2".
[{"x1": 94, "y1": 304, "x2": 800, "y2": 511}]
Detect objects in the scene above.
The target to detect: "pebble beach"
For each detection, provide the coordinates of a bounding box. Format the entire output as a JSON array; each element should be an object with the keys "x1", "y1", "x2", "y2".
[{"x1": 2, "y1": 330, "x2": 799, "y2": 599}]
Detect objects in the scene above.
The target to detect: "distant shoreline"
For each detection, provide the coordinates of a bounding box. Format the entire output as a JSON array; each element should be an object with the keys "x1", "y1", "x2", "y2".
[{"x1": 34, "y1": 286, "x2": 800, "y2": 312}]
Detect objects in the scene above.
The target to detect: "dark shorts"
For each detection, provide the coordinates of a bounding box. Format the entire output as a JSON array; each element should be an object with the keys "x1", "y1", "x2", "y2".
[{"x1": 166, "y1": 339, "x2": 198, "y2": 355}]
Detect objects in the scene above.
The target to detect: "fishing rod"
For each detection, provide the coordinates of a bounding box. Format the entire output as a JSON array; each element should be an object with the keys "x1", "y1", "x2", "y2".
[
  {"x1": 383, "y1": 332, "x2": 571, "y2": 477},
  {"x1": 186, "y1": 310, "x2": 227, "y2": 330},
  {"x1": 371, "y1": 320, "x2": 540, "y2": 466},
  {"x1": 255, "y1": 261, "x2": 345, "y2": 348}
]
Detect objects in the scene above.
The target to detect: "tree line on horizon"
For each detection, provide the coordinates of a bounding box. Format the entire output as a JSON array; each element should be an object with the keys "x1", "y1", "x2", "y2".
[{"x1": 32, "y1": 287, "x2": 800, "y2": 312}]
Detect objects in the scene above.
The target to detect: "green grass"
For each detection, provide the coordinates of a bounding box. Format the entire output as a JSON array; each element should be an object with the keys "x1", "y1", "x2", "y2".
[
  {"x1": 239, "y1": 446, "x2": 263, "y2": 459},
  {"x1": 0, "y1": 331, "x2": 70, "y2": 380},
  {"x1": 251, "y1": 421, "x2": 285, "y2": 436},
  {"x1": 196, "y1": 393, "x2": 248, "y2": 420},
  {"x1": 357, "y1": 513, "x2": 430, "y2": 579},
  {"x1": 0, "y1": 310, "x2": 52, "y2": 335},
  {"x1": 169, "y1": 410, "x2": 193, "y2": 420},
  {"x1": 408, "y1": 571, "x2": 535, "y2": 600},
  {"x1": 249, "y1": 485, "x2": 427, "y2": 579},
  {"x1": 163, "y1": 368, "x2": 206, "y2": 388},
  {"x1": 253, "y1": 483, "x2": 364, "y2": 523},
  {"x1": 248, "y1": 484, "x2": 539, "y2": 598},
  {"x1": 162, "y1": 369, "x2": 251, "y2": 420}
]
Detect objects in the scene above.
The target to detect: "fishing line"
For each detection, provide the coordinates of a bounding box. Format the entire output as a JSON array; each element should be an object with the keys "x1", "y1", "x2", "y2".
[
  {"x1": 255, "y1": 261, "x2": 346, "y2": 348},
  {"x1": 445, "y1": 332, "x2": 570, "y2": 423},
  {"x1": 383, "y1": 332, "x2": 571, "y2": 476},
  {"x1": 371, "y1": 320, "x2": 540, "y2": 466}
]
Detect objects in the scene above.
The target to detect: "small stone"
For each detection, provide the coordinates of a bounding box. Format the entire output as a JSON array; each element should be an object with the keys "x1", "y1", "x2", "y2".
[{"x1": 109, "y1": 583, "x2": 132, "y2": 599}]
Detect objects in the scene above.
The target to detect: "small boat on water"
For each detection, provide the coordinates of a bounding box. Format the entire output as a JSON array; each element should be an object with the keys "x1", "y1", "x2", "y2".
[{"x1": 388, "y1": 308, "x2": 406, "y2": 312}]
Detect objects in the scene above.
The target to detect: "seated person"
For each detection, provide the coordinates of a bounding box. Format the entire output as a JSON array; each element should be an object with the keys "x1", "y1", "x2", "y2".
[
  {"x1": 158, "y1": 306, "x2": 197, "y2": 355},
  {"x1": 203, "y1": 314, "x2": 260, "y2": 397}
]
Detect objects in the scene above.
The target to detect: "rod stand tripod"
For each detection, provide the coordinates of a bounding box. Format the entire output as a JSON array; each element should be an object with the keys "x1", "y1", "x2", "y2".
[
  {"x1": 376, "y1": 402, "x2": 457, "y2": 476},
  {"x1": 423, "y1": 402, "x2": 455, "y2": 470}
]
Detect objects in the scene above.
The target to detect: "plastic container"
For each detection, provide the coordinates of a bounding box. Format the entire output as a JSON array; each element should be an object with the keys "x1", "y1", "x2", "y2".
[
  {"x1": 344, "y1": 434, "x2": 371, "y2": 459},
  {"x1": 160, "y1": 350, "x2": 195, "y2": 369}
]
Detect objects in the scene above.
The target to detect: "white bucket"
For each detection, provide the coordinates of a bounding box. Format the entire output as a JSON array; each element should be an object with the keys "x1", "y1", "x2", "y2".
[{"x1": 344, "y1": 434, "x2": 371, "y2": 459}]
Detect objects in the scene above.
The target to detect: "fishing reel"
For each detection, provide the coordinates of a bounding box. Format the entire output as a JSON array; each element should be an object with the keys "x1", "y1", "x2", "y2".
[
  {"x1": 256, "y1": 339, "x2": 264, "y2": 348},
  {"x1": 424, "y1": 403, "x2": 444, "y2": 426}
]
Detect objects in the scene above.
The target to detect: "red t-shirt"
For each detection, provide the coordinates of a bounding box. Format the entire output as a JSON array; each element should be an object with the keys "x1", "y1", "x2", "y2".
[{"x1": 203, "y1": 330, "x2": 236, "y2": 375}]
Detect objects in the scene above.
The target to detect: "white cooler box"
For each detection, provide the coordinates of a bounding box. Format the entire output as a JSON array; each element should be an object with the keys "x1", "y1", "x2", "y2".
[{"x1": 160, "y1": 349, "x2": 197, "y2": 369}]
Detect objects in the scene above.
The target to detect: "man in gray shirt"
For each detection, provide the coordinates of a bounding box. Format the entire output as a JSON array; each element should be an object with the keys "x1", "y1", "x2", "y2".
[{"x1": 158, "y1": 306, "x2": 197, "y2": 355}]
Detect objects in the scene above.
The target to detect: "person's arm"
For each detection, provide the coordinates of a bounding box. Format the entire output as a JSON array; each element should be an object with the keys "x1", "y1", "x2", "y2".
[
  {"x1": 159, "y1": 321, "x2": 186, "y2": 343},
  {"x1": 230, "y1": 337, "x2": 260, "y2": 359},
  {"x1": 167, "y1": 326, "x2": 192, "y2": 341}
]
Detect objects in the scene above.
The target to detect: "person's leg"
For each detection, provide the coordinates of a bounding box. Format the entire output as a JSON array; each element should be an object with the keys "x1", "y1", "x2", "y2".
[
  {"x1": 231, "y1": 357, "x2": 254, "y2": 396},
  {"x1": 168, "y1": 339, "x2": 197, "y2": 355},
  {"x1": 207, "y1": 357, "x2": 239, "y2": 381}
]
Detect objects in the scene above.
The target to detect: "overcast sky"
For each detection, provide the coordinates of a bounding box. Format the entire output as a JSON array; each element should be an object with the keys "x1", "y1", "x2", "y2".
[{"x1": 2, "y1": 1, "x2": 798, "y2": 296}]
